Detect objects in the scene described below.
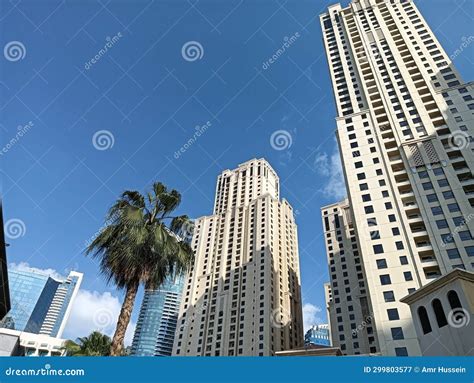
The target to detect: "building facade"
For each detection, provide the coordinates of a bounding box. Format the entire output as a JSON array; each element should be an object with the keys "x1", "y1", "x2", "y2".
[
  {"x1": 4, "y1": 268, "x2": 82, "y2": 338},
  {"x1": 173, "y1": 159, "x2": 303, "y2": 356},
  {"x1": 304, "y1": 324, "x2": 331, "y2": 347},
  {"x1": 401, "y1": 269, "x2": 474, "y2": 356},
  {"x1": 131, "y1": 275, "x2": 185, "y2": 356},
  {"x1": 320, "y1": 0, "x2": 474, "y2": 356},
  {"x1": 322, "y1": 200, "x2": 379, "y2": 355}
]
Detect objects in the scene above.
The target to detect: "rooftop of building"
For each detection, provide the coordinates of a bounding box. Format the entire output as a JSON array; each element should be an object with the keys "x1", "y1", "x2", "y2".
[{"x1": 400, "y1": 268, "x2": 474, "y2": 305}]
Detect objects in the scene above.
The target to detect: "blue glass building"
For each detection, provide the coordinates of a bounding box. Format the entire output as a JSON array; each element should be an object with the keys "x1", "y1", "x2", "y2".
[
  {"x1": 4, "y1": 268, "x2": 82, "y2": 337},
  {"x1": 305, "y1": 325, "x2": 331, "y2": 347},
  {"x1": 131, "y1": 275, "x2": 185, "y2": 356}
]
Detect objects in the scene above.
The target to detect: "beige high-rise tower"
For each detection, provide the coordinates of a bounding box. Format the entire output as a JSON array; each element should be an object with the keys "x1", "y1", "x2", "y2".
[
  {"x1": 321, "y1": 0, "x2": 474, "y2": 356},
  {"x1": 173, "y1": 159, "x2": 303, "y2": 356}
]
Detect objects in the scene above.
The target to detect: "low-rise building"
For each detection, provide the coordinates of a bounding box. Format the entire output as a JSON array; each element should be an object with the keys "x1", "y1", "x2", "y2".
[
  {"x1": 0, "y1": 328, "x2": 66, "y2": 356},
  {"x1": 401, "y1": 269, "x2": 474, "y2": 356}
]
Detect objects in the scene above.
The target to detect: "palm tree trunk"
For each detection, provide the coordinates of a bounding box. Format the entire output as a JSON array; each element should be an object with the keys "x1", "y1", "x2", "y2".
[{"x1": 110, "y1": 281, "x2": 139, "y2": 356}]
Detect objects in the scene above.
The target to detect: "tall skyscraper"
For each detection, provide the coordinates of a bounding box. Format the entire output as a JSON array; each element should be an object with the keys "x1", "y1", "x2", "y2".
[
  {"x1": 320, "y1": 0, "x2": 474, "y2": 356},
  {"x1": 173, "y1": 159, "x2": 303, "y2": 356},
  {"x1": 131, "y1": 275, "x2": 185, "y2": 356},
  {"x1": 0, "y1": 201, "x2": 11, "y2": 321},
  {"x1": 4, "y1": 268, "x2": 82, "y2": 338}
]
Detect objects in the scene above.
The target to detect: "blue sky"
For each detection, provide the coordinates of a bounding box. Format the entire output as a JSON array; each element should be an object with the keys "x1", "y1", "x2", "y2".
[{"x1": 1, "y1": 0, "x2": 473, "y2": 342}]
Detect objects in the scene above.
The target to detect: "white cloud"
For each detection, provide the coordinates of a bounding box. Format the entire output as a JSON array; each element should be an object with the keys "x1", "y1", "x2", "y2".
[
  {"x1": 313, "y1": 142, "x2": 346, "y2": 200},
  {"x1": 303, "y1": 303, "x2": 323, "y2": 332},
  {"x1": 62, "y1": 289, "x2": 136, "y2": 347},
  {"x1": 9, "y1": 262, "x2": 64, "y2": 280}
]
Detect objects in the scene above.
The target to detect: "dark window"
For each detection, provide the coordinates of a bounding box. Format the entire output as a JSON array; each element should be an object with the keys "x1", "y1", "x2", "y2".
[
  {"x1": 383, "y1": 291, "x2": 395, "y2": 302},
  {"x1": 376, "y1": 259, "x2": 387, "y2": 269},
  {"x1": 399, "y1": 256, "x2": 408, "y2": 265},
  {"x1": 391, "y1": 327, "x2": 404, "y2": 340},
  {"x1": 395, "y1": 347, "x2": 408, "y2": 356},
  {"x1": 387, "y1": 309, "x2": 399, "y2": 320},
  {"x1": 380, "y1": 275, "x2": 391, "y2": 285},
  {"x1": 447, "y1": 290, "x2": 462, "y2": 309},
  {"x1": 432, "y1": 299, "x2": 448, "y2": 328},
  {"x1": 373, "y1": 245, "x2": 384, "y2": 254},
  {"x1": 418, "y1": 306, "x2": 432, "y2": 334}
]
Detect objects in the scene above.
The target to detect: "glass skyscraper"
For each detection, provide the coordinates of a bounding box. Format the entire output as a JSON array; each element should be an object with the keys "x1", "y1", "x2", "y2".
[
  {"x1": 304, "y1": 325, "x2": 331, "y2": 347},
  {"x1": 131, "y1": 275, "x2": 185, "y2": 356},
  {"x1": 4, "y1": 268, "x2": 82, "y2": 338}
]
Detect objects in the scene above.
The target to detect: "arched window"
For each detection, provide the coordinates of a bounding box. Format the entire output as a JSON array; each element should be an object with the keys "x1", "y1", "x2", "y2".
[
  {"x1": 447, "y1": 290, "x2": 462, "y2": 309},
  {"x1": 417, "y1": 306, "x2": 432, "y2": 334},
  {"x1": 432, "y1": 299, "x2": 448, "y2": 328}
]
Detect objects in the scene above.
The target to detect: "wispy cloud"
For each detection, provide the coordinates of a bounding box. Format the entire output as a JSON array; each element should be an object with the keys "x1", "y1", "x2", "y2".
[
  {"x1": 302, "y1": 303, "x2": 323, "y2": 332},
  {"x1": 9, "y1": 262, "x2": 64, "y2": 280},
  {"x1": 313, "y1": 141, "x2": 346, "y2": 200},
  {"x1": 63, "y1": 289, "x2": 136, "y2": 346}
]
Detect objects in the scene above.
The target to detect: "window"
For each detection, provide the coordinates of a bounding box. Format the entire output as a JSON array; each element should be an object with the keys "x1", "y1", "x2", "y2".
[
  {"x1": 418, "y1": 306, "x2": 432, "y2": 334},
  {"x1": 448, "y1": 203, "x2": 460, "y2": 212},
  {"x1": 392, "y1": 227, "x2": 400, "y2": 235},
  {"x1": 426, "y1": 194, "x2": 438, "y2": 202},
  {"x1": 395, "y1": 347, "x2": 408, "y2": 357},
  {"x1": 373, "y1": 245, "x2": 384, "y2": 254},
  {"x1": 422, "y1": 182, "x2": 433, "y2": 190},
  {"x1": 447, "y1": 290, "x2": 463, "y2": 309},
  {"x1": 387, "y1": 309, "x2": 399, "y2": 320},
  {"x1": 396, "y1": 241, "x2": 404, "y2": 250},
  {"x1": 459, "y1": 231, "x2": 472, "y2": 241},
  {"x1": 465, "y1": 246, "x2": 474, "y2": 257},
  {"x1": 376, "y1": 259, "x2": 387, "y2": 269},
  {"x1": 432, "y1": 299, "x2": 448, "y2": 328},
  {"x1": 383, "y1": 291, "x2": 395, "y2": 302},
  {"x1": 447, "y1": 249, "x2": 460, "y2": 259},
  {"x1": 399, "y1": 256, "x2": 408, "y2": 265},
  {"x1": 436, "y1": 219, "x2": 448, "y2": 229},
  {"x1": 380, "y1": 274, "x2": 391, "y2": 285},
  {"x1": 404, "y1": 271, "x2": 413, "y2": 281},
  {"x1": 391, "y1": 327, "x2": 404, "y2": 340},
  {"x1": 431, "y1": 206, "x2": 443, "y2": 216},
  {"x1": 362, "y1": 194, "x2": 371, "y2": 202}
]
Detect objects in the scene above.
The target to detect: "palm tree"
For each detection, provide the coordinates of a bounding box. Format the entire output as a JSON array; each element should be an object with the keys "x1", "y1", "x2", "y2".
[
  {"x1": 64, "y1": 331, "x2": 111, "y2": 356},
  {"x1": 86, "y1": 182, "x2": 194, "y2": 356}
]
